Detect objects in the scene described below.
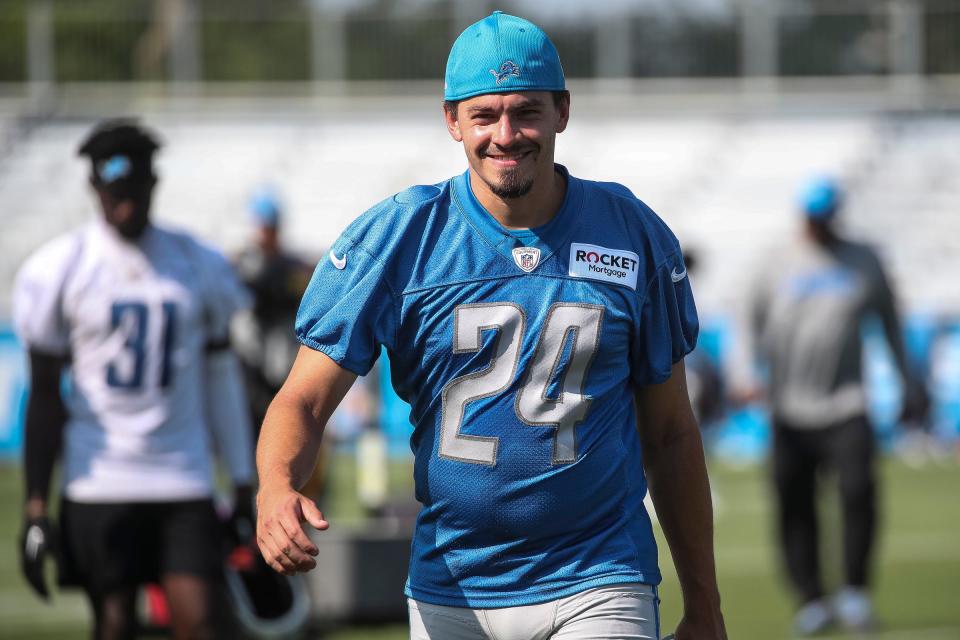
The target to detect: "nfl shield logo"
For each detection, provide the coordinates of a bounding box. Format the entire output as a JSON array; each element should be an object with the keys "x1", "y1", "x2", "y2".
[{"x1": 512, "y1": 247, "x2": 541, "y2": 273}]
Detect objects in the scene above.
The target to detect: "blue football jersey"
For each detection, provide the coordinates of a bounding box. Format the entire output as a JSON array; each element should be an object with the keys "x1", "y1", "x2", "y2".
[{"x1": 296, "y1": 165, "x2": 698, "y2": 608}]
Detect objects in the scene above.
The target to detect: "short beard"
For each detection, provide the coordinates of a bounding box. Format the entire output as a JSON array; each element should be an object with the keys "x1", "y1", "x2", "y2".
[{"x1": 488, "y1": 168, "x2": 534, "y2": 199}]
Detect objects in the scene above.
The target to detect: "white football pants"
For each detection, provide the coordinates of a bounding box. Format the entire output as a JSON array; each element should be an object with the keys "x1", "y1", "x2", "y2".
[{"x1": 408, "y1": 583, "x2": 660, "y2": 640}]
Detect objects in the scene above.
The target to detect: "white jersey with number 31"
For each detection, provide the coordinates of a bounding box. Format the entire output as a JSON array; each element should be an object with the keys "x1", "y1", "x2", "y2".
[{"x1": 13, "y1": 219, "x2": 249, "y2": 502}]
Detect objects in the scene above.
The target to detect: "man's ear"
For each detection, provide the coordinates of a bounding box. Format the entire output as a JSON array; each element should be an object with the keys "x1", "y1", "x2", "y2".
[
  {"x1": 555, "y1": 92, "x2": 570, "y2": 134},
  {"x1": 443, "y1": 103, "x2": 464, "y2": 142}
]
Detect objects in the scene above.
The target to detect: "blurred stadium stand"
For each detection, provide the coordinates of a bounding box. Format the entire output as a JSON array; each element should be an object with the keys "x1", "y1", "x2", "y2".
[{"x1": 1, "y1": 110, "x2": 957, "y2": 317}]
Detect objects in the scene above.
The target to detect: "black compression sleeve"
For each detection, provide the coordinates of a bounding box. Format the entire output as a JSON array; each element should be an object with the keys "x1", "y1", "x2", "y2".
[
  {"x1": 23, "y1": 351, "x2": 68, "y2": 503},
  {"x1": 206, "y1": 336, "x2": 231, "y2": 353}
]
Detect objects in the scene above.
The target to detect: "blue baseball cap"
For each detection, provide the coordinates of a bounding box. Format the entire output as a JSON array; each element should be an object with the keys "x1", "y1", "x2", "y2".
[
  {"x1": 249, "y1": 188, "x2": 282, "y2": 227},
  {"x1": 799, "y1": 176, "x2": 843, "y2": 220},
  {"x1": 444, "y1": 11, "x2": 565, "y2": 102}
]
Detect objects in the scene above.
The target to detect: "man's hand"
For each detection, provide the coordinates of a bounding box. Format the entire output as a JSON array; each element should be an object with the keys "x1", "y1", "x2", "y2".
[
  {"x1": 728, "y1": 384, "x2": 764, "y2": 409},
  {"x1": 256, "y1": 484, "x2": 327, "y2": 576},
  {"x1": 19, "y1": 515, "x2": 55, "y2": 600},
  {"x1": 900, "y1": 380, "x2": 930, "y2": 426},
  {"x1": 255, "y1": 348, "x2": 355, "y2": 575},
  {"x1": 635, "y1": 361, "x2": 728, "y2": 640}
]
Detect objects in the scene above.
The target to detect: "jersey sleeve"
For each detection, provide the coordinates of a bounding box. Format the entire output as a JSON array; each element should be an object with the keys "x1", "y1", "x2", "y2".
[
  {"x1": 631, "y1": 251, "x2": 699, "y2": 386},
  {"x1": 295, "y1": 235, "x2": 396, "y2": 376},
  {"x1": 12, "y1": 235, "x2": 81, "y2": 356}
]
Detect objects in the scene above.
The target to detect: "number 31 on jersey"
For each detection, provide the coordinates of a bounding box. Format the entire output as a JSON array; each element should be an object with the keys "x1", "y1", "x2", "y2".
[{"x1": 107, "y1": 301, "x2": 178, "y2": 390}]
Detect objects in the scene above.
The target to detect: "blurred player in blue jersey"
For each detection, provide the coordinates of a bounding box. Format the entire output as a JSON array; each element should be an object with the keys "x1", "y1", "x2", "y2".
[
  {"x1": 13, "y1": 120, "x2": 254, "y2": 640},
  {"x1": 256, "y1": 12, "x2": 727, "y2": 640}
]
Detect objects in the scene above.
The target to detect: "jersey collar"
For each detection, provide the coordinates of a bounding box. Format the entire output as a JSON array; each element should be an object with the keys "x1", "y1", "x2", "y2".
[
  {"x1": 93, "y1": 217, "x2": 158, "y2": 247},
  {"x1": 451, "y1": 164, "x2": 583, "y2": 269}
]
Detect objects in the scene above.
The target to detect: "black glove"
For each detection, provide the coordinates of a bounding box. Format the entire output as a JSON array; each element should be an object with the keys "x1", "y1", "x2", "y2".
[
  {"x1": 227, "y1": 485, "x2": 256, "y2": 547},
  {"x1": 19, "y1": 516, "x2": 55, "y2": 601}
]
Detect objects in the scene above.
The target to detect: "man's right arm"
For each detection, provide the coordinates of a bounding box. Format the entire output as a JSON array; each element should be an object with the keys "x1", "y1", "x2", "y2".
[
  {"x1": 255, "y1": 345, "x2": 357, "y2": 576},
  {"x1": 728, "y1": 267, "x2": 769, "y2": 407},
  {"x1": 21, "y1": 350, "x2": 68, "y2": 599},
  {"x1": 23, "y1": 351, "x2": 68, "y2": 518}
]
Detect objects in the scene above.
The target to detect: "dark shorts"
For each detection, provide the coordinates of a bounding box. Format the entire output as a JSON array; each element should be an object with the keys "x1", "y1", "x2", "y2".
[{"x1": 58, "y1": 498, "x2": 224, "y2": 593}]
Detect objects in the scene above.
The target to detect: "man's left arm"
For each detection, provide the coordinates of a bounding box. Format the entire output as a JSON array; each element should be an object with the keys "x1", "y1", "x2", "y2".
[
  {"x1": 635, "y1": 359, "x2": 727, "y2": 640},
  {"x1": 201, "y1": 244, "x2": 257, "y2": 539},
  {"x1": 205, "y1": 338, "x2": 256, "y2": 541},
  {"x1": 871, "y1": 254, "x2": 928, "y2": 422}
]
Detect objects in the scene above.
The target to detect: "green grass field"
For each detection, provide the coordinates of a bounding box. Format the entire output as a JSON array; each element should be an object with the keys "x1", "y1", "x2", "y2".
[{"x1": 1, "y1": 456, "x2": 958, "y2": 639}]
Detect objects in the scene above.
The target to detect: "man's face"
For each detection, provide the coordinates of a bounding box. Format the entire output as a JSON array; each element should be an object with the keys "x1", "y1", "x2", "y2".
[
  {"x1": 256, "y1": 224, "x2": 280, "y2": 252},
  {"x1": 94, "y1": 179, "x2": 155, "y2": 240},
  {"x1": 445, "y1": 91, "x2": 569, "y2": 200},
  {"x1": 806, "y1": 214, "x2": 838, "y2": 244}
]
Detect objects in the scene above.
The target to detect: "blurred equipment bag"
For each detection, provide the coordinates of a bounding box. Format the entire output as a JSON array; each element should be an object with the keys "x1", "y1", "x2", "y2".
[{"x1": 225, "y1": 544, "x2": 311, "y2": 638}]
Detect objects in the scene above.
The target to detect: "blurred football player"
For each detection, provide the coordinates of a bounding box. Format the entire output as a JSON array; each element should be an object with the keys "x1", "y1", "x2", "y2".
[
  {"x1": 232, "y1": 188, "x2": 313, "y2": 432},
  {"x1": 13, "y1": 119, "x2": 255, "y2": 640},
  {"x1": 256, "y1": 12, "x2": 726, "y2": 640},
  {"x1": 230, "y1": 189, "x2": 330, "y2": 504},
  {"x1": 745, "y1": 176, "x2": 928, "y2": 634}
]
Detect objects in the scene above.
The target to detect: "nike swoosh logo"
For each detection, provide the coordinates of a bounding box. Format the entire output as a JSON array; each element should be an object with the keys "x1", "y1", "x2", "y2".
[
  {"x1": 670, "y1": 266, "x2": 687, "y2": 283},
  {"x1": 329, "y1": 250, "x2": 347, "y2": 270}
]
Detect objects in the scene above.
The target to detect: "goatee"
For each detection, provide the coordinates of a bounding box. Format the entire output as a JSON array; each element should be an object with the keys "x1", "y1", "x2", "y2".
[{"x1": 490, "y1": 168, "x2": 534, "y2": 199}]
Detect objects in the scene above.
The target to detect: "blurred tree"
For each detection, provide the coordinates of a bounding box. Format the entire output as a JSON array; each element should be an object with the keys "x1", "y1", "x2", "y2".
[
  {"x1": 135, "y1": 0, "x2": 181, "y2": 81},
  {"x1": 53, "y1": 0, "x2": 148, "y2": 82},
  {"x1": 0, "y1": 1, "x2": 27, "y2": 83},
  {"x1": 1, "y1": 0, "x2": 959, "y2": 84},
  {"x1": 780, "y1": 7, "x2": 888, "y2": 76},
  {"x1": 925, "y1": 4, "x2": 960, "y2": 74}
]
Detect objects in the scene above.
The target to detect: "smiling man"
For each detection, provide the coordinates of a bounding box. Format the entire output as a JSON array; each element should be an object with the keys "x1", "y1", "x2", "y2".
[{"x1": 256, "y1": 12, "x2": 727, "y2": 640}]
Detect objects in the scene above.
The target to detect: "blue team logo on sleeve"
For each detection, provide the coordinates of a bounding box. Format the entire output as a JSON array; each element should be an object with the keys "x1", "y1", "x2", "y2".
[{"x1": 490, "y1": 61, "x2": 522, "y2": 85}]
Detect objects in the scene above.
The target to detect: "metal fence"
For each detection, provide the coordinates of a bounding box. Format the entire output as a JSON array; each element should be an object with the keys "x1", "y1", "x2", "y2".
[{"x1": 0, "y1": 0, "x2": 958, "y2": 86}]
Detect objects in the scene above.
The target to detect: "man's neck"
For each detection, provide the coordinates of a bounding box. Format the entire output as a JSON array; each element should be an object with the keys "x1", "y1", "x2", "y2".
[
  {"x1": 803, "y1": 220, "x2": 840, "y2": 247},
  {"x1": 259, "y1": 239, "x2": 280, "y2": 256},
  {"x1": 470, "y1": 166, "x2": 567, "y2": 230}
]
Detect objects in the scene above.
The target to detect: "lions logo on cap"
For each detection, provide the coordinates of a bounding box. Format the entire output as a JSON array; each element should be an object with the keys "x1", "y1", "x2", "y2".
[{"x1": 490, "y1": 61, "x2": 521, "y2": 85}]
